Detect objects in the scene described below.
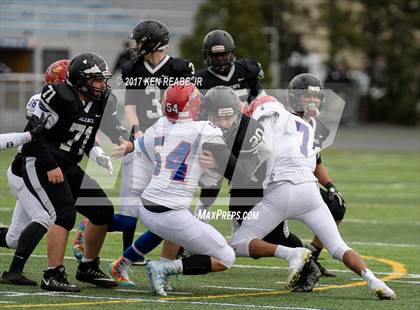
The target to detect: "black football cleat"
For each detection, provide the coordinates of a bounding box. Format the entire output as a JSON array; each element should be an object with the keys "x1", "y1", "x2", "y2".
[
  {"x1": 76, "y1": 257, "x2": 118, "y2": 288},
  {"x1": 291, "y1": 258, "x2": 322, "y2": 292},
  {"x1": 41, "y1": 265, "x2": 80, "y2": 292},
  {"x1": 314, "y1": 257, "x2": 336, "y2": 277},
  {"x1": 0, "y1": 270, "x2": 37, "y2": 286}
]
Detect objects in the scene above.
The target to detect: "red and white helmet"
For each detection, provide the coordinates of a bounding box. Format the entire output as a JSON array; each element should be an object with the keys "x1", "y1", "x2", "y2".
[
  {"x1": 246, "y1": 95, "x2": 280, "y2": 117},
  {"x1": 43, "y1": 59, "x2": 70, "y2": 84},
  {"x1": 162, "y1": 82, "x2": 202, "y2": 122}
]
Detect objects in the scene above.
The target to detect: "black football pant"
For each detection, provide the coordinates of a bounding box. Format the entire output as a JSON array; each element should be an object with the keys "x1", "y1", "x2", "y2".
[{"x1": 22, "y1": 157, "x2": 114, "y2": 232}]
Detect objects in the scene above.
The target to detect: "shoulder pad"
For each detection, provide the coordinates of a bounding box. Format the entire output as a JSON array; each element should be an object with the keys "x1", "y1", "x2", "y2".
[
  {"x1": 242, "y1": 117, "x2": 264, "y2": 154},
  {"x1": 171, "y1": 58, "x2": 195, "y2": 76},
  {"x1": 120, "y1": 61, "x2": 134, "y2": 78},
  {"x1": 252, "y1": 101, "x2": 285, "y2": 121},
  {"x1": 195, "y1": 68, "x2": 208, "y2": 77},
  {"x1": 236, "y1": 59, "x2": 264, "y2": 79},
  {"x1": 41, "y1": 83, "x2": 75, "y2": 105}
]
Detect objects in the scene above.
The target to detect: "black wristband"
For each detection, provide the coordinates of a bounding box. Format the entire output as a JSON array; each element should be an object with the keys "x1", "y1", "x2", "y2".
[
  {"x1": 132, "y1": 124, "x2": 141, "y2": 134},
  {"x1": 325, "y1": 182, "x2": 335, "y2": 190}
]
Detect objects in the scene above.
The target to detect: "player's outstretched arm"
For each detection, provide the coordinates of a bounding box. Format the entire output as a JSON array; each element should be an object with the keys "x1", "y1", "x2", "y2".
[{"x1": 0, "y1": 132, "x2": 31, "y2": 150}]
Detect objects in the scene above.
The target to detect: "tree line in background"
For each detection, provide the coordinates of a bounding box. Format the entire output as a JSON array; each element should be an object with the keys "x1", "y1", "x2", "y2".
[{"x1": 180, "y1": 0, "x2": 419, "y2": 125}]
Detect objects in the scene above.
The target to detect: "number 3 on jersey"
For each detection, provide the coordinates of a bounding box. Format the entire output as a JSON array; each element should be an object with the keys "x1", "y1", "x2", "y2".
[{"x1": 154, "y1": 136, "x2": 191, "y2": 181}]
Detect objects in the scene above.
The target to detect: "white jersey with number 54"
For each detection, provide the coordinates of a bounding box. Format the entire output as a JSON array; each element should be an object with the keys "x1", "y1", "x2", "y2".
[
  {"x1": 251, "y1": 101, "x2": 318, "y2": 185},
  {"x1": 140, "y1": 117, "x2": 223, "y2": 210}
]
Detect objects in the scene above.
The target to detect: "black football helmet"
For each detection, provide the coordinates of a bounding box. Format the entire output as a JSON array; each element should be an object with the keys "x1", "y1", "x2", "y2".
[
  {"x1": 129, "y1": 19, "x2": 169, "y2": 60},
  {"x1": 204, "y1": 86, "x2": 242, "y2": 139},
  {"x1": 67, "y1": 52, "x2": 111, "y2": 101},
  {"x1": 202, "y1": 30, "x2": 235, "y2": 73},
  {"x1": 288, "y1": 73, "x2": 324, "y2": 117}
]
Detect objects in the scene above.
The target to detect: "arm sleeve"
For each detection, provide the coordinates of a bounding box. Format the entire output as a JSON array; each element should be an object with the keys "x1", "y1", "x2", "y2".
[
  {"x1": 202, "y1": 140, "x2": 261, "y2": 182},
  {"x1": 198, "y1": 180, "x2": 222, "y2": 206},
  {"x1": 100, "y1": 94, "x2": 132, "y2": 144},
  {"x1": 22, "y1": 116, "x2": 58, "y2": 171},
  {"x1": 0, "y1": 132, "x2": 31, "y2": 150}
]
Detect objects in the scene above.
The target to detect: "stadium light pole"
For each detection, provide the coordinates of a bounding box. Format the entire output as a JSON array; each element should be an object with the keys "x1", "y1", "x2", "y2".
[{"x1": 262, "y1": 26, "x2": 280, "y2": 88}]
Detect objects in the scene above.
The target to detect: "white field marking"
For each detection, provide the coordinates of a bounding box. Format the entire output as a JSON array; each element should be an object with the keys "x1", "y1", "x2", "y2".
[
  {"x1": 202, "y1": 285, "x2": 275, "y2": 291},
  {"x1": 346, "y1": 192, "x2": 418, "y2": 198},
  {"x1": 0, "y1": 252, "x2": 419, "y2": 278},
  {"x1": 298, "y1": 239, "x2": 420, "y2": 249},
  {"x1": 350, "y1": 278, "x2": 420, "y2": 285},
  {"x1": 0, "y1": 301, "x2": 14, "y2": 304},
  {"x1": 116, "y1": 288, "x2": 191, "y2": 295},
  {"x1": 344, "y1": 218, "x2": 420, "y2": 225},
  {"x1": 274, "y1": 282, "x2": 333, "y2": 287},
  {"x1": 223, "y1": 236, "x2": 420, "y2": 249},
  {"x1": 387, "y1": 280, "x2": 420, "y2": 284},
  {"x1": 350, "y1": 203, "x2": 418, "y2": 209},
  {"x1": 233, "y1": 264, "x2": 420, "y2": 279},
  {"x1": 0, "y1": 290, "x2": 328, "y2": 310}
]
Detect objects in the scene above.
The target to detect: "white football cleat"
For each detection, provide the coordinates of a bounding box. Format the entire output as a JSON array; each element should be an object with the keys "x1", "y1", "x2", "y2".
[
  {"x1": 368, "y1": 279, "x2": 396, "y2": 300},
  {"x1": 284, "y1": 248, "x2": 312, "y2": 290},
  {"x1": 147, "y1": 260, "x2": 167, "y2": 296}
]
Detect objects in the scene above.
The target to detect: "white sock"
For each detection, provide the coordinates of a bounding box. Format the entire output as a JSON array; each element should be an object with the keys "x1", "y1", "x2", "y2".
[
  {"x1": 160, "y1": 258, "x2": 183, "y2": 274},
  {"x1": 81, "y1": 257, "x2": 94, "y2": 263},
  {"x1": 361, "y1": 268, "x2": 377, "y2": 282},
  {"x1": 274, "y1": 245, "x2": 295, "y2": 260},
  {"x1": 121, "y1": 256, "x2": 133, "y2": 266},
  {"x1": 160, "y1": 257, "x2": 172, "y2": 263}
]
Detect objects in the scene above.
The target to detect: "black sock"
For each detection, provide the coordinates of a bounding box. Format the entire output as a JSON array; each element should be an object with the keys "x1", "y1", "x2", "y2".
[
  {"x1": 0, "y1": 227, "x2": 9, "y2": 248},
  {"x1": 182, "y1": 255, "x2": 212, "y2": 275},
  {"x1": 122, "y1": 229, "x2": 136, "y2": 252},
  {"x1": 9, "y1": 222, "x2": 47, "y2": 273},
  {"x1": 311, "y1": 243, "x2": 323, "y2": 259},
  {"x1": 283, "y1": 233, "x2": 304, "y2": 248}
]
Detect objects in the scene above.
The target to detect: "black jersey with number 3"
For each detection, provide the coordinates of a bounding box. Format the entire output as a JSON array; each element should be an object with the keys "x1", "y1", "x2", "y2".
[
  {"x1": 22, "y1": 82, "x2": 128, "y2": 170},
  {"x1": 121, "y1": 56, "x2": 194, "y2": 131}
]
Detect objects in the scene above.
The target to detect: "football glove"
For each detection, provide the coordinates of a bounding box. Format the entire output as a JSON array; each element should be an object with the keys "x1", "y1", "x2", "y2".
[
  {"x1": 325, "y1": 182, "x2": 346, "y2": 208},
  {"x1": 89, "y1": 146, "x2": 113, "y2": 175},
  {"x1": 29, "y1": 113, "x2": 49, "y2": 140}
]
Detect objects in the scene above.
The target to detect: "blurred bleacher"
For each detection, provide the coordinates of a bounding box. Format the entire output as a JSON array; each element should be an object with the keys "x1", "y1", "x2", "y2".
[{"x1": 0, "y1": 0, "x2": 203, "y2": 131}]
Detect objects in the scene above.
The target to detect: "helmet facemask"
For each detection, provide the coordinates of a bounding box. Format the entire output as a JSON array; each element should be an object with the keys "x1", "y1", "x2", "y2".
[
  {"x1": 205, "y1": 51, "x2": 235, "y2": 74},
  {"x1": 289, "y1": 88, "x2": 324, "y2": 120},
  {"x1": 82, "y1": 73, "x2": 111, "y2": 101},
  {"x1": 208, "y1": 108, "x2": 241, "y2": 140}
]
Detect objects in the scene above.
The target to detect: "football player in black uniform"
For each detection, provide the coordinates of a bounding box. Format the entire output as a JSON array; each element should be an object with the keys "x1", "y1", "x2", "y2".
[
  {"x1": 20, "y1": 52, "x2": 130, "y2": 292},
  {"x1": 116, "y1": 19, "x2": 195, "y2": 252},
  {"x1": 288, "y1": 73, "x2": 347, "y2": 279},
  {"x1": 196, "y1": 30, "x2": 264, "y2": 103}
]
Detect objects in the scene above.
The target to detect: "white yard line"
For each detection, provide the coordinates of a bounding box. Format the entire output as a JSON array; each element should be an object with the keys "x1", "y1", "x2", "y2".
[
  {"x1": 201, "y1": 285, "x2": 275, "y2": 291},
  {"x1": 0, "y1": 252, "x2": 419, "y2": 278},
  {"x1": 350, "y1": 278, "x2": 420, "y2": 284},
  {"x1": 0, "y1": 290, "x2": 328, "y2": 310},
  {"x1": 117, "y1": 288, "x2": 191, "y2": 295},
  {"x1": 344, "y1": 218, "x2": 420, "y2": 225}
]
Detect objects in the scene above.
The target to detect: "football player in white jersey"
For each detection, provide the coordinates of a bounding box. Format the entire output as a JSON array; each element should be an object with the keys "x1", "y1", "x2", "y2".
[
  {"x1": 288, "y1": 73, "x2": 347, "y2": 280},
  {"x1": 0, "y1": 124, "x2": 45, "y2": 150},
  {"x1": 230, "y1": 95, "x2": 396, "y2": 300},
  {"x1": 114, "y1": 82, "x2": 236, "y2": 296}
]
